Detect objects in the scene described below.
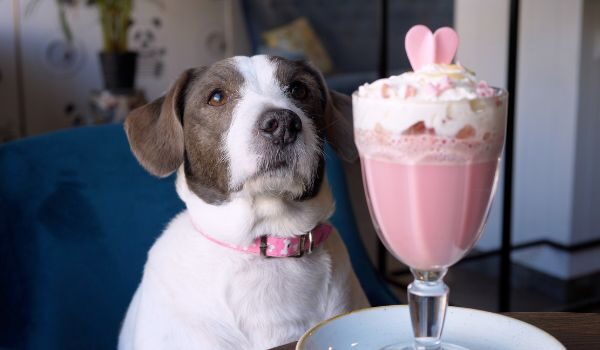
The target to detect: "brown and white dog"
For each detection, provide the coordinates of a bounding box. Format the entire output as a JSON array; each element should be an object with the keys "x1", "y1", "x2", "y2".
[{"x1": 119, "y1": 55, "x2": 369, "y2": 350}]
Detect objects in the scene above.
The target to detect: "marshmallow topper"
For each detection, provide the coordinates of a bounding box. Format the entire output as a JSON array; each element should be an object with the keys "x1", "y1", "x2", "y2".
[{"x1": 405, "y1": 25, "x2": 459, "y2": 71}]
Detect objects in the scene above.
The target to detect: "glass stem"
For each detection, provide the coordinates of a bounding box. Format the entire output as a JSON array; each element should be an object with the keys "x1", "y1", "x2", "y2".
[{"x1": 408, "y1": 268, "x2": 449, "y2": 350}]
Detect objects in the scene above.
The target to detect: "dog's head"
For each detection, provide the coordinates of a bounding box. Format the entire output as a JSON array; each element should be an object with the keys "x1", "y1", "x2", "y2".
[{"x1": 125, "y1": 55, "x2": 356, "y2": 205}]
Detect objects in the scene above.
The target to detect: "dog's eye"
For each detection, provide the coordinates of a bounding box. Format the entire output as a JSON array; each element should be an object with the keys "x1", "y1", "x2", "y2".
[
  {"x1": 208, "y1": 89, "x2": 227, "y2": 106},
  {"x1": 289, "y1": 81, "x2": 308, "y2": 100}
]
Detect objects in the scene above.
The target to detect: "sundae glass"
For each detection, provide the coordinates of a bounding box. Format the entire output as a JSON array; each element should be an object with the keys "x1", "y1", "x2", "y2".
[{"x1": 353, "y1": 25, "x2": 507, "y2": 349}]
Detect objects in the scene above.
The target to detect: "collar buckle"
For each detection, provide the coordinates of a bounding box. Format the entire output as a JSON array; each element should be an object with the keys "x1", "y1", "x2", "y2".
[
  {"x1": 259, "y1": 230, "x2": 315, "y2": 258},
  {"x1": 293, "y1": 230, "x2": 315, "y2": 258},
  {"x1": 259, "y1": 236, "x2": 270, "y2": 258}
]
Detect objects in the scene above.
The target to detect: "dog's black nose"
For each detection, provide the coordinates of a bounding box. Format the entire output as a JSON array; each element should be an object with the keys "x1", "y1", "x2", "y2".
[{"x1": 258, "y1": 109, "x2": 302, "y2": 146}]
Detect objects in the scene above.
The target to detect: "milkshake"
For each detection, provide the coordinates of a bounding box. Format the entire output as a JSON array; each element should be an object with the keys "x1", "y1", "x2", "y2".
[
  {"x1": 353, "y1": 63, "x2": 507, "y2": 270},
  {"x1": 354, "y1": 25, "x2": 508, "y2": 350}
]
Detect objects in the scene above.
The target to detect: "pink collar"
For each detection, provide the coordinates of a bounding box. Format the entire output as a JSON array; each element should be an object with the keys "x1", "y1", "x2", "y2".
[{"x1": 195, "y1": 223, "x2": 333, "y2": 258}]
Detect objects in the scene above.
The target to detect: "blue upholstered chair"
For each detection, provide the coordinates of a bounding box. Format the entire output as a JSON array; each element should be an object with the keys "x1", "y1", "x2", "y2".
[{"x1": 0, "y1": 125, "x2": 397, "y2": 350}]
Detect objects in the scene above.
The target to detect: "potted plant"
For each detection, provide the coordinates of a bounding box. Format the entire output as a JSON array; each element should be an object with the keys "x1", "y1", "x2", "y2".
[
  {"x1": 93, "y1": 0, "x2": 137, "y2": 93},
  {"x1": 27, "y1": 0, "x2": 141, "y2": 93}
]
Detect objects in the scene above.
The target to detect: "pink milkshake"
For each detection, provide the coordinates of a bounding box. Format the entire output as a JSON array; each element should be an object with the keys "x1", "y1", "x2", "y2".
[
  {"x1": 355, "y1": 25, "x2": 509, "y2": 350},
  {"x1": 353, "y1": 63, "x2": 507, "y2": 271}
]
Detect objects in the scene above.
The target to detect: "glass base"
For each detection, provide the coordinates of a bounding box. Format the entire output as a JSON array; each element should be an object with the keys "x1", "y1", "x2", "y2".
[{"x1": 381, "y1": 342, "x2": 470, "y2": 350}]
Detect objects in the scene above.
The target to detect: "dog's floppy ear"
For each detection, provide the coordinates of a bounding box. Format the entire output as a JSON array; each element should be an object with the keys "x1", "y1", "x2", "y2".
[
  {"x1": 124, "y1": 68, "x2": 199, "y2": 177},
  {"x1": 304, "y1": 60, "x2": 358, "y2": 163},
  {"x1": 324, "y1": 89, "x2": 359, "y2": 163}
]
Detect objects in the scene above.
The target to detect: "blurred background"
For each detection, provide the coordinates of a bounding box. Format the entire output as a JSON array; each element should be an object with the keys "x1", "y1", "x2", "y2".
[{"x1": 1, "y1": 0, "x2": 599, "y2": 341}]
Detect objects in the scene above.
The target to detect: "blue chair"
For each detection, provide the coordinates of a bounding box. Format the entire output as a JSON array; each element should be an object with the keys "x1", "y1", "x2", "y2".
[{"x1": 0, "y1": 125, "x2": 396, "y2": 350}]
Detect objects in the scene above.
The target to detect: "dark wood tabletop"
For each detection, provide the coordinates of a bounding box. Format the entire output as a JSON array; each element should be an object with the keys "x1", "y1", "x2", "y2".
[{"x1": 270, "y1": 312, "x2": 600, "y2": 350}]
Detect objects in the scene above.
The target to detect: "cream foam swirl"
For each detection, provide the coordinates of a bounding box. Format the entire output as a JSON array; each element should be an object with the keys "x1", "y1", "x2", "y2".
[
  {"x1": 357, "y1": 63, "x2": 496, "y2": 102},
  {"x1": 353, "y1": 64, "x2": 505, "y2": 140}
]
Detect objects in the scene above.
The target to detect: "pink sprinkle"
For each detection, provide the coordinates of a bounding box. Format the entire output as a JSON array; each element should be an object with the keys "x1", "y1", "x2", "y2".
[
  {"x1": 476, "y1": 81, "x2": 494, "y2": 98},
  {"x1": 428, "y1": 76, "x2": 453, "y2": 96},
  {"x1": 405, "y1": 85, "x2": 417, "y2": 98},
  {"x1": 381, "y1": 84, "x2": 392, "y2": 98}
]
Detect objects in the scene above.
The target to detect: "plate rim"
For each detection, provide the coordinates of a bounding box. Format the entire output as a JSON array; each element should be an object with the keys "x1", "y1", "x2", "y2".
[{"x1": 296, "y1": 305, "x2": 566, "y2": 350}]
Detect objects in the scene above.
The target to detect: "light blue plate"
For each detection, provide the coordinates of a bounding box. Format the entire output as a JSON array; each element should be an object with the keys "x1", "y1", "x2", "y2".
[{"x1": 297, "y1": 306, "x2": 565, "y2": 350}]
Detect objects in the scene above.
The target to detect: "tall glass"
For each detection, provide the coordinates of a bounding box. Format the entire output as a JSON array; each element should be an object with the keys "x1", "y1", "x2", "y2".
[{"x1": 353, "y1": 89, "x2": 507, "y2": 350}]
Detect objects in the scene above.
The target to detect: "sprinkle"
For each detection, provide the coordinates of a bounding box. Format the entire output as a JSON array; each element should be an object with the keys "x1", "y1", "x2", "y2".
[
  {"x1": 381, "y1": 83, "x2": 392, "y2": 98},
  {"x1": 405, "y1": 85, "x2": 417, "y2": 98},
  {"x1": 456, "y1": 125, "x2": 475, "y2": 139},
  {"x1": 374, "y1": 123, "x2": 391, "y2": 144},
  {"x1": 428, "y1": 76, "x2": 454, "y2": 96},
  {"x1": 476, "y1": 81, "x2": 494, "y2": 97},
  {"x1": 403, "y1": 121, "x2": 426, "y2": 135}
]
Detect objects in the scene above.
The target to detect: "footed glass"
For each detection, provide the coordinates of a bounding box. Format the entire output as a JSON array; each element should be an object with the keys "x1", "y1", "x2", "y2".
[{"x1": 353, "y1": 89, "x2": 508, "y2": 350}]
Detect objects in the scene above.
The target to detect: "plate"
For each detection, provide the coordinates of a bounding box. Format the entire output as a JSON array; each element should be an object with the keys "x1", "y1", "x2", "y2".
[{"x1": 297, "y1": 306, "x2": 565, "y2": 350}]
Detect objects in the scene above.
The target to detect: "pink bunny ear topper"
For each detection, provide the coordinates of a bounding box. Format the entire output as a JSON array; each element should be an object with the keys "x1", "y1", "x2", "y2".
[{"x1": 405, "y1": 25, "x2": 459, "y2": 71}]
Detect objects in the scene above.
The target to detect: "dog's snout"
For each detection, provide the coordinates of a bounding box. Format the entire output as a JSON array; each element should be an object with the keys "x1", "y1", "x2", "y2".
[{"x1": 258, "y1": 110, "x2": 302, "y2": 146}]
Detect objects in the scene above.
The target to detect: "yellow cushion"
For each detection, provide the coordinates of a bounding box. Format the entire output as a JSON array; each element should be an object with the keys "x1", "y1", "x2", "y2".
[{"x1": 262, "y1": 17, "x2": 333, "y2": 74}]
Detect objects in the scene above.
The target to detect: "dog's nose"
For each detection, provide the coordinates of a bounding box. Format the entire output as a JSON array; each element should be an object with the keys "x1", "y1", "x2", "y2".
[{"x1": 258, "y1": 110, "x2": 302, "y2": 146}]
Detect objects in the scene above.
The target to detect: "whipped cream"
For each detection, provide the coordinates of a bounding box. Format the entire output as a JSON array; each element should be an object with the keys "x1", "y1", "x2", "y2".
[
  {"x1": 357, "y1": 64, "x2": 495, "y2": 102},
  {"x1": 353, "y1": 64, "x2": 505, "y2": 140}
]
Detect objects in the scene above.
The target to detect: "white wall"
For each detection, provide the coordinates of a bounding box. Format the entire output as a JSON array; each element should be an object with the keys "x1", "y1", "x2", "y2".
[
  {"x1": 455, "y1": 0, "x2": 510, "y2": 89},
  {"x1": 0, "y1": 0, "x2": 227, "y2": 138},
  {"x1": 456, "y1": 0, "x2": 600, "y2": 280},
  {"x1": 511, "y1": 0, "x2": 583, "y2": 278},
  {"x1": 143, "y1": 0, "x2": 226, "y2": 99},
  {"x1": 569, "y1": 0, "x2": 600, "y2": 278},
  {"x1": 572, "y1": 0, "x2": 600, "y2": 245},
  {"x1": 512, "y1": 0, "x2": 582, "y2": 246},
  {"x1": 19, "y1": 1, "x2": 102, "y2": 135}
]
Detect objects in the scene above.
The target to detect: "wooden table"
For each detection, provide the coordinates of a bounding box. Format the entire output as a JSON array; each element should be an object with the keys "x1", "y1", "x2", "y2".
[{"x1": 271, "y1": 312, "x2": 600, "y2": 350}]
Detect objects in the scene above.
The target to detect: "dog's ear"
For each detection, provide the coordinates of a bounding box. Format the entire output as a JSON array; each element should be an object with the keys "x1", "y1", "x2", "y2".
[
  {"x1": 324, "y1": 89, "x2": 359, "y2": 163},
  {"x1": 303, "y1": 60, "x2": 358, "y2": 163},
  {"x1": 124, "y1": 68, "x2": 200, "y2": 177}
]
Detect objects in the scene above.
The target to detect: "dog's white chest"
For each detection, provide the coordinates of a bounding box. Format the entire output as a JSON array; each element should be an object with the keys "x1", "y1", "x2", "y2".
[
  {"x1": 119, "y1": 213, "x2": 353, "y2": 350},
  {"x1": 225, "y1": 251, "x2": 333, "y2": 347}
]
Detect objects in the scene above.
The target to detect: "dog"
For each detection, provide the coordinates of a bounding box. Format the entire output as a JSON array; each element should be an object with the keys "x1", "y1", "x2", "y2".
[{"x1": 118, "y1": 55, "x2": 369, "y2": 350}]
